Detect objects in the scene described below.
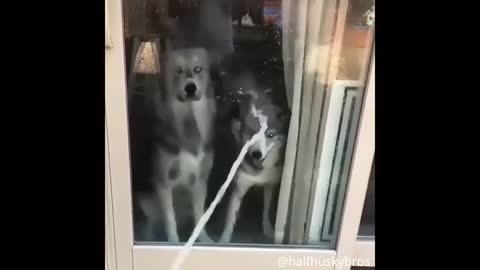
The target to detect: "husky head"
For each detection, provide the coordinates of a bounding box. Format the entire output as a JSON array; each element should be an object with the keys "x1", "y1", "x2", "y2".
[
  {"x1": 233, "y1": 91, "x2": 290, "y2": 170},
  {"x1": 164, "y1": 48, "x2": 210, "y2": 102}
]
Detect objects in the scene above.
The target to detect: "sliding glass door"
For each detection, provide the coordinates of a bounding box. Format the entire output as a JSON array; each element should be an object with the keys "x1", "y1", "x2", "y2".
[{"x1": 105, "y1": 0, "x2": 375, "y2": 269}]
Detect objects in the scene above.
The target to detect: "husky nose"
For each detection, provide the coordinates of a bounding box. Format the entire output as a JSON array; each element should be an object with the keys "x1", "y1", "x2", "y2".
[
  {"x1": 185, "y1": 83, "x2": 197, "y2": 96},
  {"x1": 251, "y1": 150, "x2": 262, "y2": 160}
]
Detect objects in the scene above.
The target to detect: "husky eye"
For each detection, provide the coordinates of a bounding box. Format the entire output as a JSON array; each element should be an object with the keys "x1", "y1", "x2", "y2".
[
  {"x1": 175, "y1": 67, "x2": 183, "y2": 74},
  {"x1": 266, "y1": 130, "x2": 277, "y2": 138},
  {"x1": 194, "y1": 66, "x2": 203, "y2": 73}
]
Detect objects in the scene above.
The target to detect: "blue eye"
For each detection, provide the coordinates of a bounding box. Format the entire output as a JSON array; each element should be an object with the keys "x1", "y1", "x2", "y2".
[
  {"x1": 266, "y1": 130, "x2": 277, "y2": 138},
  {"x1": 194, "y1": 66, "x2": 203, "y2": 73}
]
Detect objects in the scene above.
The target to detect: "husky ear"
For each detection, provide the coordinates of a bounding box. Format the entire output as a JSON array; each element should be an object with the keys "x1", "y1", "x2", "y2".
[
  {"x1": 234, "y1": 98, "x2": 250, "y2": 120},
  {"x1": 231, "y1": 118, "x2": 241, "y2": 143},
  {"x1": 209, "y1": 58, "x2": 222, "y2": 80},
  {"x1": 246, "y1": 90, "x2": 259, "y2": 100},
  {"x1": 277, "y1": 110, "x2": 291, "y2": 122}
]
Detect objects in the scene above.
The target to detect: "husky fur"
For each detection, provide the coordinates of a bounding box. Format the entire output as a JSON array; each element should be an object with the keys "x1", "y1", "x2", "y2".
[
  {"x1": 219, "y1": 90, "x2": 290, "y2": 243},
  {"x1": 137, "y1": 47, "x2": 216, "y2": 243}
]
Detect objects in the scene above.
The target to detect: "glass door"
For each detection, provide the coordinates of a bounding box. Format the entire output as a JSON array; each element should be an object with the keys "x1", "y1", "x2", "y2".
[{"x1": 105, "y1": 0, "x2": 375, "y2": 269}]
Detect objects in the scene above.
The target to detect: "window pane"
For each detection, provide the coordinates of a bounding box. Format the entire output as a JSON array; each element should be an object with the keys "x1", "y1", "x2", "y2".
[
  {"x1": 359, "y1": 157, "x2": 375, "y2": 237},
  {"x1": 122, "y1": 0, "x2": 375, "y2": 248}
]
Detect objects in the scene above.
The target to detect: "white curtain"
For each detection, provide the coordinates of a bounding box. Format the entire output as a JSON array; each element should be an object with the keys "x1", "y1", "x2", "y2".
[{"x1": 275, "y1": 0, "x2": 345, "y2": 244}]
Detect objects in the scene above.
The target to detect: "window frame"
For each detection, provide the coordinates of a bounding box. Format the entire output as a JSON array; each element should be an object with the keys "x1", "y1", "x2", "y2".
[{"x1": 105, "y1": 0, "x2": 375, "y2": 269}]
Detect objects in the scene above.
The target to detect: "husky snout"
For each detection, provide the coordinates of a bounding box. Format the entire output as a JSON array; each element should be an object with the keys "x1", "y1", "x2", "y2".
[
  {"x1": 250, "y1": 132, "x2": 275, "y2": 155},
  {"x1": 250, "y1": 150, "x2": 262, "y2": 160},
  {"x1": 184, "y1": 82, "x2": 197, "y2": 97}
]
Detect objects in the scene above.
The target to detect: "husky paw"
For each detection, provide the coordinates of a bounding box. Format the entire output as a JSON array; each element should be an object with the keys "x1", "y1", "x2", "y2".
[
  {"x1": 166, "y1": 232, "x2": 180, "y2": 243},
  {"x1": 198, "y1": 232, "x2": 214, "y2": 243},
  {"x1": 218, "y1": 234, "x2": 232, "y2": 244},
  {"x1": 263, "y1": 222, "x2": 275, "y2": 238}
]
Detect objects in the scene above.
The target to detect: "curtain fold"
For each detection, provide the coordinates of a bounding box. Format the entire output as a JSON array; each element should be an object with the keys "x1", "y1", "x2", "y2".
[{"x1": 275, "y1": 0, "x2": 343, "y2": 244}]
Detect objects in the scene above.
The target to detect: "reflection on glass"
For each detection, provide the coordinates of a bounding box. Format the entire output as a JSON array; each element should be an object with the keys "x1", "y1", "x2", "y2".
[
  {"x1": 359, "y1": 157, "x2": 375, "y2": 237},
  {"x1": 122, "y1": 0, "x2": 374, "y2": 247}
]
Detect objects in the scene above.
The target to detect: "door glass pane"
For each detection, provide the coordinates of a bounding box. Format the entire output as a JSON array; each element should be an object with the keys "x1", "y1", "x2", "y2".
[
  {"x1": 121, "y1": 0, "x2": 375, "y2": 248},
  {"x1": 358, "y1": 156, "x2": 375, "y2": 237}
]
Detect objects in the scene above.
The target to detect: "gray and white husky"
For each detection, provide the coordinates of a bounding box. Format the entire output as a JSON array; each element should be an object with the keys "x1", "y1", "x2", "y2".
[
  {"x1": 219, "y1": 90, "x2": 290, "y2": 243},
  {"x1": 138, "y1": 47, "x2": 216, "y2": 243}
]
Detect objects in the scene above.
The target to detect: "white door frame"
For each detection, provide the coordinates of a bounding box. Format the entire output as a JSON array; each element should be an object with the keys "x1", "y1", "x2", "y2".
[
  {"x1": 105, "y1": 0, "x2": 134, "y2": 269},
  {"x1": 335, "y1": 47, "x2": 375, "y2": 268},
  {"x1": 105, "y1": 0, "x2": 375, "y2": 269},
  {"x1": 106, "y1": 120, "x2": 118, "y2": 270}
]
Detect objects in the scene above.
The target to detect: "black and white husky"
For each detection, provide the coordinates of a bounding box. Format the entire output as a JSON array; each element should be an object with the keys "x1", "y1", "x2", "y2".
[
  {"x1": 138, "y1": 47, "x2": 216, "y2": 243},
  {"x1": 219, "y1": 91, "x2": 290, "y2": 243}
]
